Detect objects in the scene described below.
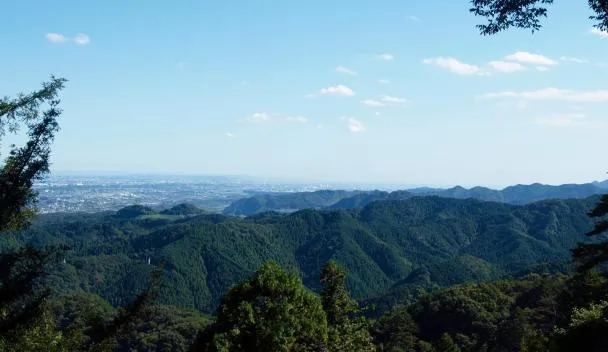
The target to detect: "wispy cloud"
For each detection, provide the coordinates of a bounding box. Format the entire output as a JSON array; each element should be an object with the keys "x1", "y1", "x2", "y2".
[
  {"x1": 346, "y1": 118, "x2": 365, "y2": 132},
  {"x1": 408, "y1": 15, "x2": 421, "y2": 22},
  {"x1": 535, "y1": 66, "x2": 549, "y2": 72},
  {"x1": 376, "y1": 54, "x2": 395, "y2": 61},
  {"x1": 423, "y1": 57, "x2": 483, "y2": 75},
  {"x1": 532, "y1": 113, "x2": 587, "y2": 127},
  {"x1": 225, "y1": 132, "x2": 236, "y2": 138},
  {"x1": 381, "y1": 95, "x2": 408, "y2": 104},
  {"x1": 336, "y1": 66, "x2": 357, "y2": 75},
  {"x1": 504, "y1": 51, "x2": 557, "y2": 66},
  {"x1": 478, "y1": 88, "x2": 608, "y2": 103},
  {"x1": 309, "y1": 84, "x2": 355, "y2": 97},
  {"x1": 284, "y1": 116, "x2": 308, "y2": 123},
  {"x1": 488, "y1": 60, "x2": 525, "y2": 73},
  {"x1": 377, "y1": 79, "x2": 390, "y2": 84},
  {"x1": 361, "y1": 100, "x2": 385, "y2": 107},
  {"x1": 73, "y1": 33, "x2": 90, "y2": 45},
  {"x1": 46, "y1": 32, "x2": 91, "y2": 45},
  {"x1": 361, "y1": 95, "x2": 409, "y2": 107},
  {"x1": 243, "y1": 112, "x2": 272, "y2": 123},
  {"x1": 560, "y1": 56, "x2": 589, "y2": 64},
  {"x1": 46, "y1": 33, "x2": 68, "y2": 43},
  {"x1": 590, "y1": 28, "x2": 608, "y2": 38}
]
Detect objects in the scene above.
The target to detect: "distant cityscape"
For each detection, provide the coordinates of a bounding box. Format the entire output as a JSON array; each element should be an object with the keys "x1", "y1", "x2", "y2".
[{"x1": 34, "y1": 174, "x2": 405, "y2": 214}]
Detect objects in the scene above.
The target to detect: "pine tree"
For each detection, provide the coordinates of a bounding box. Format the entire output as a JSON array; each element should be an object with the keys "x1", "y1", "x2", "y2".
[
  {"x1": 320, "y1": 260, "x2": 375, "y2": 352},
  {"x1": 572, "y1": 194, "x2": 608, "y2": 271}
]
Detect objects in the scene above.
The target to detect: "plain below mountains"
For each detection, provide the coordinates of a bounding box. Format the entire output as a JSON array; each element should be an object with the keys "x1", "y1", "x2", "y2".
[
  {"x1": 2, "y1": 195, "x2": 601, "y2": 314},
  {"x1": 223, "y1": 181, "x2": 608, "y2": 216}
]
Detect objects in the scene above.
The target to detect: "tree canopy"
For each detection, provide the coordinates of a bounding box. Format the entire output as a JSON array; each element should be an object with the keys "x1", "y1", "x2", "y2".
[{"x1": 470, "y1": 0, "x2": 608, "y2": 35}]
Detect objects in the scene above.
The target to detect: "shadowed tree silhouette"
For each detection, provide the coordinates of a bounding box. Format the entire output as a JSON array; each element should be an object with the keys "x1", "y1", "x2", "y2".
[{"x1": 470, "y1": 0, "x2": 608, "y2": 35}]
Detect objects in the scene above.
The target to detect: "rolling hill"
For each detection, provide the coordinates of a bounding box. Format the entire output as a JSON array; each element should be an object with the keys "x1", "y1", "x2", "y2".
[{"x1": 2, "y1": 196, "x2": 601, "y2": 314}]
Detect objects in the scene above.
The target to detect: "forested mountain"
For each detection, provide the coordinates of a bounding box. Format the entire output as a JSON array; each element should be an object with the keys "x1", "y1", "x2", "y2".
[
  {"x1": 2, "y1": 196, "x2": 599, "y2": 315},
  {"x1": 222, "y1": 181, "x2": 607, "y2": 216},
  {"x1": 222, "y1": 189, "x2": 362, "y2": 215},
  {"x1": 330, "y1": 182, "x2": 607, "y2": 211}
]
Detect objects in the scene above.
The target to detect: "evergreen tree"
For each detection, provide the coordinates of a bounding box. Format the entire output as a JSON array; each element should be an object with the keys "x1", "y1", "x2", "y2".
[
  {"x1": 190, "y1": 261, "x2": 328, "y2": 352},
  {"x1": 320, "y1": 260, "x2": 375, "y2": 352},
  {"x1": 433, "y1": 333, "x2": 460, "y2": 352},
  {"x1": 572, "y1": 194, "x2": 608, "y2": 271}
]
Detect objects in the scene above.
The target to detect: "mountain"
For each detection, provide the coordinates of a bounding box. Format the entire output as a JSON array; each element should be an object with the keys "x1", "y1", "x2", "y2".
[
  {"x1": 222, "y1": 189, "x2": 362, "y2": 216},
  {"x1": 160, "y1": 203, "x2": 206, "y2": 216},
  {"x1": 330, "y1": 182, "x2": 606, "y2": 210},
  {"x1": 593, "y1": 179, "x2": 608, "y2": 189},
  {"x1": 2, "y1": 196, "x2": 599, "y2": 314}
]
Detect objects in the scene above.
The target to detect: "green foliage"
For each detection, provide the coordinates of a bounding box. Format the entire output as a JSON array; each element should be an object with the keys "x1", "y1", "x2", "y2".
[
  {"x1": 372, "y1": 305, "x2": 418, "y2": 352},
  {"x1": 2, "y1": 196, "x2": 598, "y2": 314},
  {"x1": 469, "y1": 0, "x2": 608, "y2": 35},
  {"x1": 223, "y1": 190, "x2": 363, "y2": 216},
  {"x1": 434, "y1": 333, "x2": 460, "y2": 352},
  {"x1": 191, "y1": 261, "x2": 328, "y2": 351},
  {"x1": 0, "y1": 76, "x2": 66, "y2": 231},
  {"x1": 320, "y1": 261, "x2": 375, "y2": 351},
  {"x1": 573, "y1": 194, "x2": 608, "y2": 271}
]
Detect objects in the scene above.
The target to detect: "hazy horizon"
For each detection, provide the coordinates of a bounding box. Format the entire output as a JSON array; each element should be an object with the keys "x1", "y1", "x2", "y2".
[{"x1": 3, "y1": 1, "x2": 608, "y2": 187}]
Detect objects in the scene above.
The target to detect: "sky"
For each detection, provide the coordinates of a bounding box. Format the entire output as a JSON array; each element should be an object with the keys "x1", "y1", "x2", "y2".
[{"x1": 1, "y1": 0, "x2": 608, "y2": 188}]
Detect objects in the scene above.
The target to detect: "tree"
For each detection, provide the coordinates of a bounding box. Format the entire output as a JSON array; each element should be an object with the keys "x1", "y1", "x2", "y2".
[
  {"x1": 470, "y1": 0, "x2": 608, "y2": 35},
  {"x1": 190, "y1": 261, "x2": 328, "y2": 352},
  {"x1": 320, "y1": 260, "x2": 375, "y2": 352},
  {"x1": 0, "y1": 76, "x2": 66, "y2": 230},
  {"x1": 433, "y1": 333, "x2": 461, "y2": 352},
  {"x1": 372, "y1": 305, "x2": 419, "y2": 352},
  {"x1": 572, "y1": 194, "x2": 608, "y2": 271}
]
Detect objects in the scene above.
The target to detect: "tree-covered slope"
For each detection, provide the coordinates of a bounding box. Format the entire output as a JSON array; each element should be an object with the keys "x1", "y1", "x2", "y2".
[
  {"x1": 1, "y1": 196, "x2": 599, "y2": 314},
  {"x1": 222, "y1": 189, "x2": 362, "y2": 216},
  {"x1": 330, "y1": 182, "x2": 606, "y2": 210}
]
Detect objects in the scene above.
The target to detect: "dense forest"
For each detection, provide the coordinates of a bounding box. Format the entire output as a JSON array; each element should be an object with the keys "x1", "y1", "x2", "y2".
[
  {"x1": 223, "y1": 183, "x2": 608, "y2": 216},
  {"x1": 1, "y1": 196, "x2": 599, "y2": 314}
]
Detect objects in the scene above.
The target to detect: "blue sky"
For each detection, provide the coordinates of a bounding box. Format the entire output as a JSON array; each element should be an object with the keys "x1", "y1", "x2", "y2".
[{"x1": 1, "y1": 0, "x2": 608, "y2": 187}]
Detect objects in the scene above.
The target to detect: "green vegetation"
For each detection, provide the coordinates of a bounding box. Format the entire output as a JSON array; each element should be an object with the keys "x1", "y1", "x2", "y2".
[
  {"x1": 223, "y1": 190, "x2": 362, "y2": 216},
  {"x1": 1, "y1": 196, "x2": 598, "y2": 315}
]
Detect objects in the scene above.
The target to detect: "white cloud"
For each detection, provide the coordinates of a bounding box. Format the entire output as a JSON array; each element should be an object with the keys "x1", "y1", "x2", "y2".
[
  {"x1": 46, "y1": 33, "x2": 68, "y2": 43},
  {"x1": 535, "y1": 66, "x2": 549, "y2": 71},
  {"x1": 315, "y1": 84, "x2": 355, "y2": 96},
  {"x1": 225, "y1": 132, "x2": 236, "y2": 138},
  {"x1": 46, "y1": 32, "x2": 90, "y2": 45},
  {"x1": 361, "y1": 100, "x2": 385, "y2": 107},
  {"x1": 361, "y1": 95, "x2": 408, "y2": 107},
  {"x1": 73, "y1": 33, "x2": 90, "y2": 45},
  {"x1": 336, "y1": 66, "x2": 357, "y2": 75},
  {"x1": 381, "y1": 95, "x2": 408, "y2": 104},
  {"x1": 478, "y1": 88, "x2": 608, "y2": 103},
  {"x1": 408, "y1": 15, "x2": 421, "y2": 21},
  {"x1": 488, "y1": 60, "x2": 525, "y2": 73},
  {"x1": 375, "y1": 112, "x2": 381, "y2": 116},
  {"x1": 560, "y1": 56, "x2": 589, "y2": 64},
  {"x1": 590, "y1": 28, "x2": 608, "y2": 38},
  {"x1": 347, "y1": 118, "x2": 365, "y2": 132},
  {"x1": 376, "y1": 54, "x2": 394, "y2": 61},
  {"x1": 243, "y1": 112, "x2": 272, "y2": 123},
  {"x1": 504, "y1": 51, "x2": 557, "y2": 66},
  {"x1": 377, "y1": 79, "x2": 390, "y2": 84},
  {"x1": 423, "y1": 57, "x2": 483, "y2": 75},
  {"x1": 284, "y1": 116, "x2": 308, "y2": 123},
  {"x1": 532, "y1": 113, "x2": 587, "y2": 127}
]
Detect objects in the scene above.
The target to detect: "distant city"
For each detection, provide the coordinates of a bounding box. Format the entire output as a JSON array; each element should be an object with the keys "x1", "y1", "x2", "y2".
[{"x1": 34, "y1": 174, "x2": 407, "y2": 213}]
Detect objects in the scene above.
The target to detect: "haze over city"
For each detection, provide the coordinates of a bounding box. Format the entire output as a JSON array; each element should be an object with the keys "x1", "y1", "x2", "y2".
[{"x1": 2, "y1": 0, "x2": 608, "y2": 187}]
